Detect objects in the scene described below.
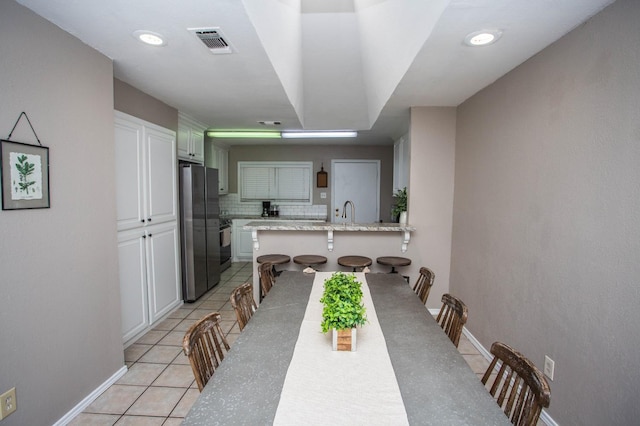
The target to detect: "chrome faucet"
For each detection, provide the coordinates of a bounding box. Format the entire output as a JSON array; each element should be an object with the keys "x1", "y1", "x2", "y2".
[{"x1": 342, "y1": 200, "x2": 355, "y2": 223}]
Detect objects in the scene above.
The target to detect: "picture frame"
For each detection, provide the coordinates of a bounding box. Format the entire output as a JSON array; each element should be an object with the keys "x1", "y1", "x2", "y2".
[{"x1": 1, "y1": 139, "x2": 50, "y2": 210}]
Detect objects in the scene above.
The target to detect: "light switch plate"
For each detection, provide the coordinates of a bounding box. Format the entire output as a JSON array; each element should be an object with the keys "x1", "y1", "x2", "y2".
[
  {"x1": 320, "y1": 192, "x2": 326, "y2": 199},
  {"x1": 543, "y1": 356, "x2": 555, "y2": 380}
]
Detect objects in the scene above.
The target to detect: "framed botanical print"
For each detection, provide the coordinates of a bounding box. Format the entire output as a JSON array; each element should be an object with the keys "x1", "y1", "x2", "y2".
[{"x1": 1, "y1": 139, "x2": 50, "y2": 210}]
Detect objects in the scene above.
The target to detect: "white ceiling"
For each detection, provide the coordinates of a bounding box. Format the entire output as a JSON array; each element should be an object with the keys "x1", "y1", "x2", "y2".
[{"x1": 17, "y1": 0, "x2": 614, "y2": 145}]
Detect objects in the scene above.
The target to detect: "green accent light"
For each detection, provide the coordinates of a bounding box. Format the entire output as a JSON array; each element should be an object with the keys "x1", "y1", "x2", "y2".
[{"x1": 207, "y1": 131, "x2": 281, "y2": 138}]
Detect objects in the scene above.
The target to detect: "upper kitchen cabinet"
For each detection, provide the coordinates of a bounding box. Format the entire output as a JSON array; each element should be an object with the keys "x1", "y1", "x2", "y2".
[
  {"x1": 206, "y1": 142, "x2": 229, "y2": 195},
  {"x1": 115, "y1": 111, "x2": 178, "y2": 231},
  {"x1": 178, "y1": 112, "x2": 206, "y2": 163},
  {"x1": 393, "y1": 135, "x2": 410, "y2": 193}
]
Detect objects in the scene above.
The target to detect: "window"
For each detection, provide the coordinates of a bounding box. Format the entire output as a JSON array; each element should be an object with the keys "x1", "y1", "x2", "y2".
[{"x1": 239, "y1": 162, "x2": 312, "y2": 203}]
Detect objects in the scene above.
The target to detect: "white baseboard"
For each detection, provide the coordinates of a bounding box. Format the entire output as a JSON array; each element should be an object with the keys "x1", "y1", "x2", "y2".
[
  {"x1": 53, "y1": 365, "x2": 127, "y2": 426},
  {"x1": 460, "y1": 327, "x2": 557, "y2": 426}
]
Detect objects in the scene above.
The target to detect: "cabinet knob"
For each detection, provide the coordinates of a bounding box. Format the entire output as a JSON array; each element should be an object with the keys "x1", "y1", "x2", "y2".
[
  {"x1": 148, "y1": 217, "x2": 152, "y2": 222},
  {"x1": 142, "y1": 235, "x2": 146, "y2": 239},
  {"x1": 148, "y1": 234, "x2": 152, "y2": 237},
  {"x1": 141, "y1": 219, "x2": 145, "y2": 223}
]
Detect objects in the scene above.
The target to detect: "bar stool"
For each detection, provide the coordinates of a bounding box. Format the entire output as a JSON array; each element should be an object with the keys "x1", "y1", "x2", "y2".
[
  {"x1": 337, "y1": 255, "x2": 372, "y2": 272},
  {"x1": 377, "y1": 256, "x2": 411, "y2": 282},
  {"x1": 293, "y1": 255, "x2": 328, "y2": 272},
  {"x1": 256, "y1": 254, "x2": 291, "y2": 276},
  {"x1": 377, "y1": 256, "x2": 412, "y2": 273}
]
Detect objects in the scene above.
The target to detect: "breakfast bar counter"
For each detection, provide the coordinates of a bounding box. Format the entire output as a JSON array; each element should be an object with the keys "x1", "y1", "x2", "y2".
[{"x1": 244, "y1": 221, "x2": 416, "y2": 253}]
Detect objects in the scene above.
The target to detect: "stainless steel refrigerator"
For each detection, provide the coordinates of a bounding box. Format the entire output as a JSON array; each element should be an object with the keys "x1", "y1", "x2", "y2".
[{"x1": 180, "y1": 164, "x2": 221, "y2": 302}]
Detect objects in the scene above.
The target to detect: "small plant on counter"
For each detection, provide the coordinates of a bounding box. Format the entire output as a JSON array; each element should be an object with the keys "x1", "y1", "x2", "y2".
[
  {"x1": 320, "y1": 272, "x2": 367, "y2": 333},
  {"x1": 392, "y1": 187, "x2": 408, "y2": 220}
]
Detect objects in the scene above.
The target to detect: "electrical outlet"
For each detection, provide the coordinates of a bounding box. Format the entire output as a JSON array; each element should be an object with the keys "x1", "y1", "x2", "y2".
[
  {"x1": 0, "y1": 387, "x2": 17, "y2": 420},
  {"x1": 320, "y1": 192, "x2": 326, "y2": 199},
  {"x1": 543, "y1": 356, "x2": 555, "y2": 381}
]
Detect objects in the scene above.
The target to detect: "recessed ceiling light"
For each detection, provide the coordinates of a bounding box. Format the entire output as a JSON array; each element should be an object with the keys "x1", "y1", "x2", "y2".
[
  {"x1": 133, "y1": 30, "x2": 166, "y2": 46},
  {"x1": 464, "y1": 30, "x2": 502, "y2": 47}
]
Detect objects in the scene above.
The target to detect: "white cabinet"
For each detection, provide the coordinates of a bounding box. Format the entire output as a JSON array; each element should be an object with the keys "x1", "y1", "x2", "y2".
[
  {"x1": 115, "y1": 112, "x2": 178, "y2": 231},
  {"x1": 211, "y1": 144, "x2": 229, "y2": 194},
  {"x1": 117, "y1": 222, "x2": 181, "y2": 343},
  {"x1": 232, "y1": 219, "x2": 253, "y2": 261},
  {"x1": 393, "y1": 135, "x2": 410, "y2": 193},
  {"x1": 118, "y1": 228, "x2": 148, "y2": 342},
  {"x1": 114, "y1": 111, "x2": 181, "y2": 345},
  {"x1": 178, "y1": 112, "x2": 206, "y2": 163}
]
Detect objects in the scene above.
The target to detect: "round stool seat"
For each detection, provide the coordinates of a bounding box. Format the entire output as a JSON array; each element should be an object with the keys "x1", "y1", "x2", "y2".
[
  {"x1": 256, "y1": 254, "x2": 291, "y2": 265},
  {"x1": 376, "y1": 256, "x2": 411, "y2": 273},
  {"x1": 293, "y1": 255, "x2": 328, "y2": 267},
  {"x1": 257, "y1": 254, "x2": 291, "y2": 277},
  {"x1": 338, "y1": 255, "x2": 372, "y2": 272}
]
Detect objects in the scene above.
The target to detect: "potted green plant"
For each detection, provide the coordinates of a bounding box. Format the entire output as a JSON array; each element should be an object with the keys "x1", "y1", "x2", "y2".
[
  {"x1": 392, "y1": 187, "x2": 408, "y2": 224},
  {"x1": 320, "y1": 272, "x2": 367, "y2": 351}
]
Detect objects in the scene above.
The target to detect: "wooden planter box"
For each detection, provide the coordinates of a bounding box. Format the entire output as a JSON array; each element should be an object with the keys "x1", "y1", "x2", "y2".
[{"x1": 332, "y1": 328, "x2": 357, "y2": 351}]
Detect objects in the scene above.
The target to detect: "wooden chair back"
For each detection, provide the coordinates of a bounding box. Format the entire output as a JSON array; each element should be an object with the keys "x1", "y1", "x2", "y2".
[
  {"x1": 412, "y1": 267, "x2": 435, "y2": 305},
  {"x1": 182, "y1": 312, "x2": 230, "y2": 391},
  {"x1": 481, "y1": 342, "x2": 551, "y2": 426},
  {"x1": 230, "y1": 282, "x2": 257, "y2": 331},
  {"x1": 258, "y1": 261, "x2": 276, "y2": 300},
  {"x1": 436, "y1": 293, "x2": 468, "y2": 347}
]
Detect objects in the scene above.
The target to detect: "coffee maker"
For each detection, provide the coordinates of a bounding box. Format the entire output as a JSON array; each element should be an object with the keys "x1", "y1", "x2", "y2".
[{"x1": 262, "y1": 201, "x2": 270, "y2": 217}]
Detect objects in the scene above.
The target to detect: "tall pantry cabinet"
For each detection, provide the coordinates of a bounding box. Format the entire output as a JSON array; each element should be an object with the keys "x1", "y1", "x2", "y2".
[{"x1": 114, "y1": 111, "x2": 181, "y2": 345}]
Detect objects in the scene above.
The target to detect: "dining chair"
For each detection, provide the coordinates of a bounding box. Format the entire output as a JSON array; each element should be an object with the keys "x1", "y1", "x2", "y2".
[
  {"x1": 435, "y1": 293, "x2": 468, "y2": 347},
  {"x1": 230, "y1": 282, "x2": 257, "y2": 331},
  {"x1": 258, "y1": 261, "x2": 276, "y2": 300},
  {"x1": 412, "y1": 266, "x2": 435, "y2": 305},
  {"x1": 182, "y1": 312, "x2": 231, "y2": 392},
  {"x1": 481, "y1": 341, "x2": 551, "y2": 426}
]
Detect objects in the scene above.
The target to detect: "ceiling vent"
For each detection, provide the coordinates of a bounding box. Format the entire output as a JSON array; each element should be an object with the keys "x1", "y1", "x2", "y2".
[{"x1": 188, "y1": 27, "x2": 233, "y2": 54}]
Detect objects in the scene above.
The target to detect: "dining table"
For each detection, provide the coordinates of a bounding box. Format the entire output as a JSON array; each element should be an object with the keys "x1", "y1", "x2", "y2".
[{"x1": 183, "y1": 271, "x2": 510, "y2": 425}]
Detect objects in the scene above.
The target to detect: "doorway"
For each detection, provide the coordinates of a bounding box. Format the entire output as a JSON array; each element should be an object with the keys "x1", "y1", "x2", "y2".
[{"x1": 331, "y1": 160, "x2": 380, "y2": 223}]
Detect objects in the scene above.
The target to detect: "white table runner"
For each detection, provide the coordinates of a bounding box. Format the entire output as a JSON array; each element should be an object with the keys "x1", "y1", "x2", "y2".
[{"x1": 273, "y1": 272, "x2": 409, "y2": 425}]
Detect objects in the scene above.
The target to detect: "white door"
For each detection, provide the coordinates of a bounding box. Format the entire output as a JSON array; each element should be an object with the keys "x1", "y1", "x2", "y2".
[{"x1": 331, "y1": 160, "x2": 380, "y2": 223}]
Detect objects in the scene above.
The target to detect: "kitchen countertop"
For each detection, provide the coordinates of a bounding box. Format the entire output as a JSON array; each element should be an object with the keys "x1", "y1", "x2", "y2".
[
  {"x1": 223, "y1": 215, "x2": 328, "y2": 222},
  {"x1": 243, "y1": 221, "x2": 415, "y2": 253}
]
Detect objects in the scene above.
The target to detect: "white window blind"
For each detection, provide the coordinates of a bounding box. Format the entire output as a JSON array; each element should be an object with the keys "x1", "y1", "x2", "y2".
[{"x1": 239, "y1": 162, "x2": 312, "y2": 203}]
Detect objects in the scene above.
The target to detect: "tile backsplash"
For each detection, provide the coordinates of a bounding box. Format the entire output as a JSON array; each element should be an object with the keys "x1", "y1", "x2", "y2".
[{"x1": 219, "y1": 193, "x2": 327, "y2": 219}]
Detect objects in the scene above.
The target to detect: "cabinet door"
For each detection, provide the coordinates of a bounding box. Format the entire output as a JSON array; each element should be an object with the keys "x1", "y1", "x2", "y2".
[
  {"x1": 177, "y1": 124, "x2": 191, "y2": 161},
  {"x1": 145, "y1": 126, "x2": 177, "y2": 224},
  {"x1": 217, "y1": 146, "x2": 228, "y2": 194},
  {"x1": 118, "y1": 229, "x2": 149, "y2": 343},
  {"x1": 232, "y1": 220, "x2": 253, "y2": 261},
  {"x1": 393, "y1": 136, "x2": 409, "y2": 193},
  {"x1": 115, "y1": 118, "x2": 145, "y2": 231},
  {"x1": 146, "y1": 221, "x2": 182, "y2": 323},
  {"x1": 191, "y1": 130, "x2": 205, "y2": 163}
]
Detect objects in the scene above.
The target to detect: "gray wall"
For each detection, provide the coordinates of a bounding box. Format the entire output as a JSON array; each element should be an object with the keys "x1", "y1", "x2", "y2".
[
  {"x1": 221, "y1": 143, "x2": 395, "y2": 220},
  {"x1": 0, "y1": 2, "x2": 122, "y2": 425},
  {"x1": 114, "y1": 78, "x2": 178, "y2": 132},
  {"x1": 451, "y1": 0, "x2": 639, "y2": 424}
]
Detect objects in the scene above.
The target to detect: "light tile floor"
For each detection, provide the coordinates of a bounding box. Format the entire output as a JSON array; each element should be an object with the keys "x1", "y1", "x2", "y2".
[
  {"x1": 69, "y1": 262, "x2": 253, "y2": 426},
  {"x1": 69, "y1": 264, "x2": 498, "y2": 425}
]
